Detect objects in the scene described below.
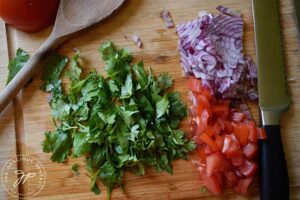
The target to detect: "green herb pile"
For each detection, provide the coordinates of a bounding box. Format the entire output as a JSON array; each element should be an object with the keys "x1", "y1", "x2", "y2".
[{"x1": 40, "y1": 41, "x2": 195, "y2": 198}]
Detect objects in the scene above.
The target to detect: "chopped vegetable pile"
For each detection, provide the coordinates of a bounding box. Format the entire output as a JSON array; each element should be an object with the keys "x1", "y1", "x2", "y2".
[
  {"x1": 188, "y1": 76, "x2": 266, "y2": 195},
  {"x1": 41, "y1": 41, "x2": 195, "y2": 198},
  {"x1": 177, "y1": 7, "x2": 257, "y2": 100}
]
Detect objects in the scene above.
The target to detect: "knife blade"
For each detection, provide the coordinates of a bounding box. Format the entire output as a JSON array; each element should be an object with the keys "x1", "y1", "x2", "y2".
[
  {"x1": 252, "y1": 0, "x2": 290, "y2": 200},
  {"x1": 294, "y1": 0, "x2": 300, "y2": 37}
]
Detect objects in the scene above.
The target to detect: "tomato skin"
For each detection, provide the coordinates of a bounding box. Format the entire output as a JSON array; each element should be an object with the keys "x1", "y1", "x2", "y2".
[{"x1": 0, "y1": 0, "x2": 60, "y2": 32}]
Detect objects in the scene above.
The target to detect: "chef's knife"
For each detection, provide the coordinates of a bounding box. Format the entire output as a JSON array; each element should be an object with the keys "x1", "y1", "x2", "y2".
[
  {"x1": 252, "y1": 0, "x2": 290, "y2": 200},
  {"x1": 294, "y1": 0, "x2": 300, "y2": 38}
]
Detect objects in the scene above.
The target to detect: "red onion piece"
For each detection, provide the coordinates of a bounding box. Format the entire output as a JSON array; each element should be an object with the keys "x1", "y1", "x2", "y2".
[
  {"x1": 131, "y1": 34, "x2": 142, "y2": 48},
  {"x1": 161, "y1": 10, "x2": 174, "y2": 28}
]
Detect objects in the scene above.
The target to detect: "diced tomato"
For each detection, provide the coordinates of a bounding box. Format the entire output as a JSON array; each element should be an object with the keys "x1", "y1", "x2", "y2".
[
  {"x1": 224, "y1": 121, "x2": 233, "y2": 133},
  {"x1": 213, "y1": 121, "x2": 222, "y2": 135},
  {"x1": 206, "y1": 152, "x2": 231, "y2": 176},
  {"x1": 189, "y1": 120, "x2": 198, "y2": 136},
  {"x1": 239, "y1": 160, "x2": 257, "y2": 178},
  {"x1": 202, "y1": 88, "x2": 213, "y2": 101},
  {"x1": 202, "y1": 174, "x2": 222, "y2": 195},
  {"x1": 212, "y1": 104, "x2": 229, "y2": 119},
  {"x1": 189, "y1": 105, "x2": 198, "y2": 117},
  {"x1": 197, "y1": 148, "x2": 207, "y2": 164},
  {"x1": 215, "y1": 135, "x2": 224, "y2": 150},
  {"x1": 196, "y1": 109, "x2": 210, "y2": 133},
  {"x1": 204, "y1": 145, "x2": 213, "y2": 154},
  {"x1": 205, "y1": 125, "x2": 216, "y2": 137},
  {"x1": 234, "y1": 177, "x2": 253, "y2": 195},
  {"x1": 197, "y1": 95, "x2": 212, "y2": 116},
  {"x1": 232, "y1": 123, "x2": 249, "y2": 147},
  {"x1": 199, "y1": 133, "x2": 219, "y2": 152},
  {"x1": 188, "y1": 76, "x2": 203, "y2": 93},
  {"x1": 239, "y1": 124, "x2": 249, "y2": 147},
  {"x1": 248, "y1": 120, "x2": 258, "y2": 143},
  {"x1": 243, "y1": 143, "x2": 258, "y2": 159},
  {"x1": 225, "y1": 171, "x2": 238, "y2": 187},
  {"x1": 231, "y1": 112, "x2": 247, "y2": 122},
  {"x1": 222, "y1": 134, "x2": 240, "y2": 157},
  {"x1": 188, "y1": 77, "x2": 260, "y2": 196},
  {"x1": 230, "y1": 150, "x2": 244, "y2": 166},
  {"x1": 217, "y1": 117, "x2": 225, "y2": 130},
  {"x1": 257, "y1": 127, "x2": 267, "y2": 139}
]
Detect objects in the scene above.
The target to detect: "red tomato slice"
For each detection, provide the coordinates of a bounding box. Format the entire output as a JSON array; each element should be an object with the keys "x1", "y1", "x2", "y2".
[
  {"x1": 243, "y1": 143, "x2": 258, "y2": 159},
  {"x1": 188, "y1": 76, "x2": 203, "y2": 93},
  {"x1": 239, "y1": 160, "x2": 257, "y2": 178},
  {"x1": 234, "y1": 177, "x2": 253, "y2": 195}
]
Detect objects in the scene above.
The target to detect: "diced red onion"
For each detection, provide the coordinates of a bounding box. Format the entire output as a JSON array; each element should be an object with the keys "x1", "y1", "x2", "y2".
[
  {"x1": 131, "y1": 34, "x2": 142, "y2": 48},
  {"x1": 216, "y1": 6, "x2": 241, "y2": 17},
  {"x1": 161, "y1": 10, "x2": 174, "y2": 28},
  {"x1": 177, "y1": 6, "x2": 258, "y2": 101}
]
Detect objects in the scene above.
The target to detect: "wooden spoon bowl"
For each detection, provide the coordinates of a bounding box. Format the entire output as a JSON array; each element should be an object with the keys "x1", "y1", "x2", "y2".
[{"x1": 0, "y1": 0, "x2": 125, "y2": 113}]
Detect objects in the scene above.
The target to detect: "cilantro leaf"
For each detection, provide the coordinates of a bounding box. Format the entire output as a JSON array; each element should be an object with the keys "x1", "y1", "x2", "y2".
[
  {"x1": 41, "y1": 53, "x2": 68, "y2": 92},
  {"x1": 66, "y1": 50, "x2": 82, "y2": 84},
  {"x1": 42, "y1": 130, "x2": 72, "y2": 163},
  {"x1": 156, "y1": 95, "x2": 169, "y2": 118},
  {"x1": 6, "y1": 48, "x2": 29, "y2": 85}
]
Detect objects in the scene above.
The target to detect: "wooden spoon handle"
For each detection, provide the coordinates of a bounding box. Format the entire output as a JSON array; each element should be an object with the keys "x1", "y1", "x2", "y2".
[{"x1": 0, "y1": 37, "x2": 56, "y2": 113}]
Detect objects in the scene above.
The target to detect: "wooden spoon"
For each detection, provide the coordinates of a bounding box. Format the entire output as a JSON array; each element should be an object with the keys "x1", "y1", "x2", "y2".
[{"x1": 0, "y1": 0, "x2": 125, "y2": 113}]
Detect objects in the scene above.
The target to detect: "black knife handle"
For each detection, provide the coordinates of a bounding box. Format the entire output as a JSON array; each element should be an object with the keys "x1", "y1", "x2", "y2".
[{"x1": 259, "y1": 125, "x2": 289, "y2": 200}]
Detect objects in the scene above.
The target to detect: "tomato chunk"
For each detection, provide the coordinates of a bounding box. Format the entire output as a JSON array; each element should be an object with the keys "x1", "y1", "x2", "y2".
[
  {"x1": 243, "y1": 143, "x2": 258, "y2": 159},
  {"x1": 257, "y1": 127, "x2": 267, "y2": 139},
  {"x1": 188, "y1": 76, "x2": 203, "y2": 93},
  {"x1": 239, "y1": 160, "x2": 257, "y2": 178},
  {"x1": 234, "y1": 177, "x2": 253, "y2": 195},
  {"x1": 199, "y1": 133, "x2": 219, "y2": 152},
  {"x1": 202, "y1": 174, "x2": 222, "y2": 195},
  {"x1": 206, "y1": 152, "x2": 231, "y2": 176}
]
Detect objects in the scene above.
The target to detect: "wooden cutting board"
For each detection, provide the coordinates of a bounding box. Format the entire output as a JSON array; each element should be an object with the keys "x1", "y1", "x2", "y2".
[{"x1": 0, "y1": 0, "x2": 300, "y2": 199}]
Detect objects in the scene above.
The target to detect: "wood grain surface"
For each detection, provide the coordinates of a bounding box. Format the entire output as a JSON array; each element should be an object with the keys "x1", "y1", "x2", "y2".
[{"x1": 0, "y1": 0, "x2": 299, "y2": 199}]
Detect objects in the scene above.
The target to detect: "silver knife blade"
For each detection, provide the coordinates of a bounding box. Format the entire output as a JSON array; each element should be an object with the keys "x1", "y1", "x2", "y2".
[{"x1": 252, "y1": 0, "x2": 290, "y2": 125}]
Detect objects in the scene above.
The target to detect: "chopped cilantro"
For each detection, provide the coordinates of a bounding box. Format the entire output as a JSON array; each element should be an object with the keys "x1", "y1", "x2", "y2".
[{"x1": 41, "y1": 41, "x2": 195, "y2": 198}]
